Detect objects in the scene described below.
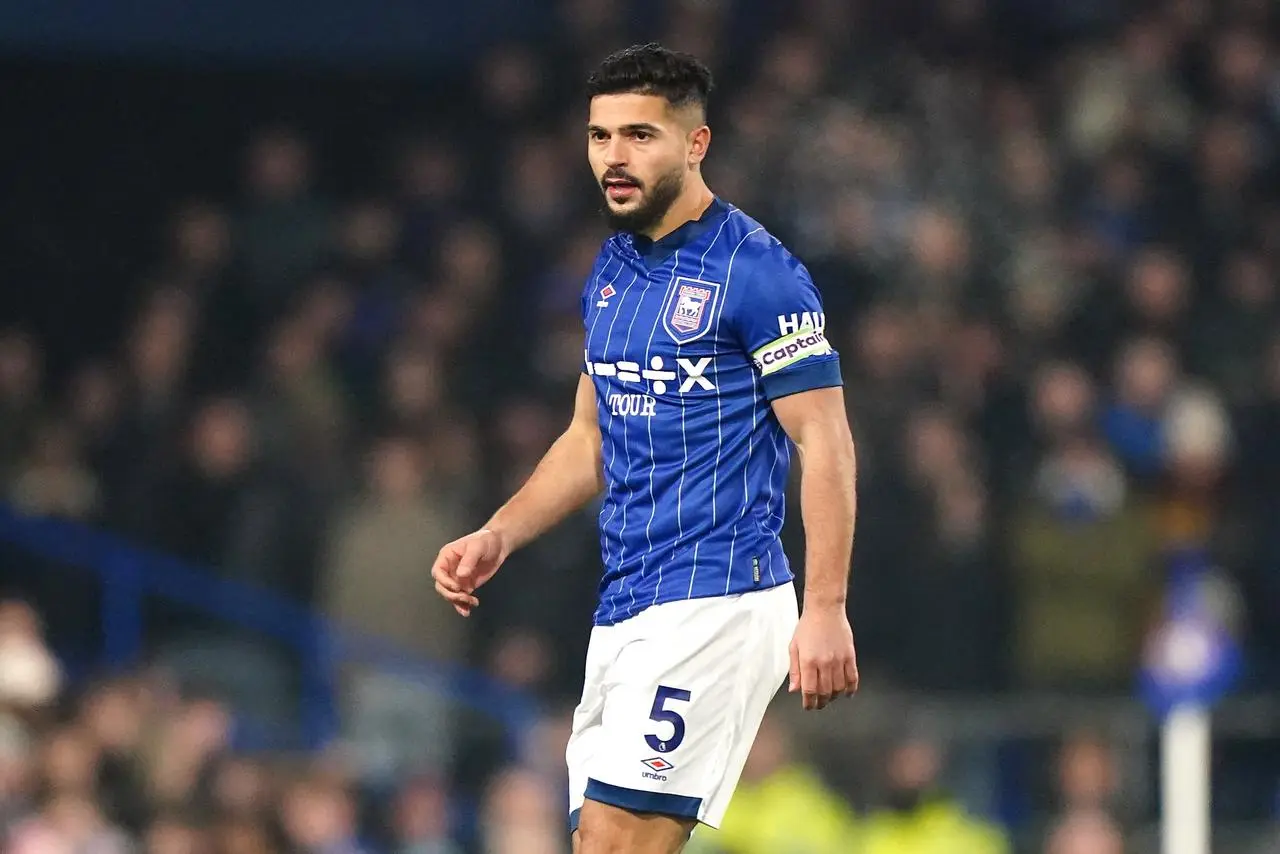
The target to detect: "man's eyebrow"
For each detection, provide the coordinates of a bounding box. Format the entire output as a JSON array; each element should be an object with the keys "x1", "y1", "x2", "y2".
[{"x1": 587, "y1": 123, "x2": 663, "y2": 134}]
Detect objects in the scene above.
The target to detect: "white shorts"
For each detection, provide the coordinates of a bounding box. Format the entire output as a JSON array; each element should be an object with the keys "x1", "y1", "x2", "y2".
[{"x1": 566, "y1": 582, "x2": 798, "y2": 831}]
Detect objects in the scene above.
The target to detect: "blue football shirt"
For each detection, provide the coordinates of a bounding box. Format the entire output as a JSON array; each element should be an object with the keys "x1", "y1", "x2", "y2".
[{"x1": 581, "y1": 197, "x2": 842, "y2": 626}]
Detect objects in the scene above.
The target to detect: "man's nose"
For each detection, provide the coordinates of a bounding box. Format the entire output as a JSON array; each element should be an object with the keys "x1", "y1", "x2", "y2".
[{"x1": 603, "y1": 139, "x2": 628, "y2": 168}]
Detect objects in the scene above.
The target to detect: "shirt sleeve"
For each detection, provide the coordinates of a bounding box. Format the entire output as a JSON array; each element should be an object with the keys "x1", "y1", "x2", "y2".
[{"x1": 726, "y1": 245, "x2": 843, "y2": 401}]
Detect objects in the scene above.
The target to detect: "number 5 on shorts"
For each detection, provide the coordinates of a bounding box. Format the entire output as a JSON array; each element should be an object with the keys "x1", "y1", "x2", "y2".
[{"x1": 646, "y1": 686, "x2": 691, "y2": 753}]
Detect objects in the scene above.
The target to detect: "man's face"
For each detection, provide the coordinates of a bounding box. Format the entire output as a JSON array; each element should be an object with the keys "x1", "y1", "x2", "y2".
[{"x1": 587, "y1": 93, "x2": 701, "y2": 233}]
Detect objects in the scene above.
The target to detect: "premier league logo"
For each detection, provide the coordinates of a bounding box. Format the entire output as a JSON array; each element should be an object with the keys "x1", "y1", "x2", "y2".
[{"x1": 662, "y1": 277, "x2": 721, "y2": 344}]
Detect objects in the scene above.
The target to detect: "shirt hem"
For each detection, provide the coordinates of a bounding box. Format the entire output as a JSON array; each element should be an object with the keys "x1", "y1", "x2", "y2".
[{"x1": 591, "y1": 572, "x2": 795, "y2": 627}]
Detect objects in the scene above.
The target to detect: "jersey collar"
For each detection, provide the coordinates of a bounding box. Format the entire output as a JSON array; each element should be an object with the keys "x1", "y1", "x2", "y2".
[{"x1": 627, "y1": 196, "x2": 731, "y2": 267}]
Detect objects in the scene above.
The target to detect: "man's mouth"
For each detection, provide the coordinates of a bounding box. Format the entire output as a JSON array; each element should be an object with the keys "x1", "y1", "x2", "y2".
[{"x1": 604, "y1": 177, "x2": 640, "y2": 202}]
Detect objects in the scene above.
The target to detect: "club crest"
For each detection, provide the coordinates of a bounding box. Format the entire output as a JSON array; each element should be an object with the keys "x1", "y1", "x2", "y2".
[{"x1": 661, "y1": 277, "x2": 721, "y2": 344}]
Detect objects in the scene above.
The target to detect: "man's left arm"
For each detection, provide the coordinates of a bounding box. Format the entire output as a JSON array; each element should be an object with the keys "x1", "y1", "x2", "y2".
[
  {"x1": 724, "y1": 246, "x2": 858, "y2": 712},
  {"x1": 772, "y1": 386, "x2": 859, "y2": 711}
]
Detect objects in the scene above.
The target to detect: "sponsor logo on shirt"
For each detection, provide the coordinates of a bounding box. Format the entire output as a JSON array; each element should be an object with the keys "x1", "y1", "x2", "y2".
[
  {"x1": 586, "y1": 353, "x2": 716, "y2": 397},
  {"x1": 776, "y1": 312, "x2": 826, "y2": 336},
  {"x1": 608, "y1": 393, "x2": 657, "y2": 418}
]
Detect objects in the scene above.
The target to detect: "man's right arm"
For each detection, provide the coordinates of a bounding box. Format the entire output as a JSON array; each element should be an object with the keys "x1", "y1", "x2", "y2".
[{"x1": 483, "y1": 374, "x2": 604, "y2": 559}]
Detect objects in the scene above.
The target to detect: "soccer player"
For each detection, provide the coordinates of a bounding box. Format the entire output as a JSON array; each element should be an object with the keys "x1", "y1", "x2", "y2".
[{"x1": 432, "y1": 43, "x2": 859, "y2": 854}]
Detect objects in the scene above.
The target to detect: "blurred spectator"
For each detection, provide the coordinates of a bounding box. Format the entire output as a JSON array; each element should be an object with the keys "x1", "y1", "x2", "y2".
[
  {"x1": 79, "y1": 678, "x2": 151, "y2": 833},
  {"x1": 394, "y1": 136, "x2": 466, "y2": 275},
  {"x1": 141, "y1": 697, "x2": 230, "y2": 814},
  {"x1": 1062, "y1": 15, "x2": 1194, "y2": 161},
  {"x1": 8, "y1": 418, "x2": 100, "y2": 521},
  {"x1": 0, "y1": 600, "x2": 62, "y2": 715},
  {"x1": 0, "y1": 713, "x2": 34, "y2": 835},
  {"x1": 8, "y1": 790, "x2": 133, "y2": 854},
  {"x1": 1009, "y1": 432, "x2": 1157, "y2": 690},
  {"x1": 1189, "y1": 247, "x2": 1274, "y2": 406},
  {"x1": 251, "y1": 313, "x2": 350, "y2": 492},
  {"x1": 236, "y1": 128, "x2": 333, "y2": 322},
  {"x1": 41, "y1": 724, "x2": 102, "y2": 796},
  {"x1": 214, "y1": 818, "x2": 279, "y2": 854},
  {"x1": 1237, "y1": 335, "x2": 1280, "y2": 687},
  {"x1": 1155, "y1": 382, "x2": 1236, "y2": 553},
  {"x1": 332, "y1": 200, "x2": 416, "y2": 391},
  {"x1": 64, "y1": 362, "x2": 125, "y2": 472},
  {"x1": 322, "y1": 434, "x2": 468, "y2": 782},
  {"x1": 0, "y1": 329, "x2": 44, "y2": 483},
  {"x1": 1056, "y1": 731, "x2": 1122, "y2": 816},
  {"x1": 279, "y1": 772, "x2": 370, "y2": 854},
  {"x1": 143, "y1": 813, "x2": 209, "y2": 854},
  {"x1": 689, "y1": 712, "x2": 858, "y2": 854},
  {"x1": 373, "y1": 345, "x2": 449, "y2": 439},
  {"x1": 209, "y1": 756, "x2": 274, "y2": 822},
  {"x1": 322, "y1": 433, "x2": 467, "y2": 659},
  {"x1": 159, "y1": 201, "x2": 234, "y2": 295},
  {"x1": 476, "y1": 766, "x2": 566, "y2": 854},
  {"x1": 1042, "y1": 808, "x2": 1125, "y2": 854},
  {"x1": 485, "y1": 630, "x2": 553, "y2": 697},
  {"x1": 121, "y1": 289, "x2": 195, "y2": 434},
  {"x1": 861, "y1": 737, "x2": 1009, "y2": 854},
  {"x1": 887, "y1": 407, "x2": 1004, "y2": 691},
  {"x1": 390, "y1": 776, "x2": 461, "y2": 854},
  {"x1": 1100, "y1": 335, "x2": 1180, "y2": 484},
  {"x1": 1032, "y1": 729, "x2": 1131, "y2": 854}
]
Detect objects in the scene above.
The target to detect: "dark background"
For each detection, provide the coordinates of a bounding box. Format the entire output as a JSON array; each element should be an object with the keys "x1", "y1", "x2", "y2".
[{"x1": 1, "y1": 1, "x2": 1279, "y2": 852}]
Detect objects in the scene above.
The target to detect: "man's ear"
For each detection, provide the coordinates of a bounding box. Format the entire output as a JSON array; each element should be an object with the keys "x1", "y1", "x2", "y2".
[{"x1": 688, "y1": 124, "x2": 711, "y2": 167}]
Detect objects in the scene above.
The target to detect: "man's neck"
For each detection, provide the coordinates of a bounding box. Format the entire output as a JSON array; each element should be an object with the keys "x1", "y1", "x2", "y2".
[{"x1": 641, "y1": 182, "x2": 715, "y2": 243}]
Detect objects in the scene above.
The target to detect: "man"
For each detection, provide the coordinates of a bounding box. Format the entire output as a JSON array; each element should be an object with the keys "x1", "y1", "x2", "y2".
[{"x1": 433, "y1": 43, "x2": 859, "y2": 854}]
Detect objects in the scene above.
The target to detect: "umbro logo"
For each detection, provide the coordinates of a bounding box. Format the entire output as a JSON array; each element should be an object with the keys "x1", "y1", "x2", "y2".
[
  {"x1": 597, "y1": 283, "x2": 617, "y2": 308},
  {"x1": 640, "y1": 756, "x2": 674, "y2": 781}
]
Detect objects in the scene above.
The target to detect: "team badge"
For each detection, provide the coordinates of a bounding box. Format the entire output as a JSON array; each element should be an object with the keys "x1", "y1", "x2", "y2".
[
  {"x1": 661, "y1": 277, "x2": 721, "y2": 344},
  {"x1": 671, "y1": 285, "x2": 710, "y2": 332}
]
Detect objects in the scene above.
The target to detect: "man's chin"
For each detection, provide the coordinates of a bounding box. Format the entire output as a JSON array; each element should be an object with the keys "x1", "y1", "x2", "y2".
[
  {"x1": 604, "y1": 209, "x2": 651, "y2": 232},
  {"x1": 603, "y1": 193, "x2": 642, "y2": 211},
  {"x1": 602, "y1": 198, "x2": 650, "y2": 230}
]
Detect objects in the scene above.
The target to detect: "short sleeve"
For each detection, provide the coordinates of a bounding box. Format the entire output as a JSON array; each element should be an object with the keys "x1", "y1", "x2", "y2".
[{"x1": 727, "y1": 247, "x2": 842, "y2": 401}]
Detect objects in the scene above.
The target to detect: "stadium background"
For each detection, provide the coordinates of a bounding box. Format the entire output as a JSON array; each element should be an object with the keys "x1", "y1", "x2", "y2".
[{"x1": 2, "y1": 0, "x2": 1280, "y2": 851}]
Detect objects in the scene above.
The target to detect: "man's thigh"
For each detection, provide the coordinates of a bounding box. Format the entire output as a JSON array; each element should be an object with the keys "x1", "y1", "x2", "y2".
[
  {"x1": 565, "y1": 584, "x2": 797, "y2": 844},
  {"x1": 573, "y1": 800, "x2": 695, "y2": 854}
]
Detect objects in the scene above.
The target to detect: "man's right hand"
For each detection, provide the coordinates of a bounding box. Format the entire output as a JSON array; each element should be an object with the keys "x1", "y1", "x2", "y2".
[{"x1": 431, "y1": 529, "x2": 507, "y2": 617}]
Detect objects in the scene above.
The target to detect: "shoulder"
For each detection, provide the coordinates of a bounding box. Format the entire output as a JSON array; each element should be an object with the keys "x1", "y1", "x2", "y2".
[
  {"x1": 580, "y1": 237, "x2": 627, "y2": 303},
  {"x1": 718, "y1": 208, "x2": 810, "y2": 286}
]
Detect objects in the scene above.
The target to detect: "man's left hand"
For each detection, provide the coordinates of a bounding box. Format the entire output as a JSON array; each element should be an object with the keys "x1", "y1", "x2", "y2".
[{"x1": 788, "y1": 604, "x2": 859, "y2": 710}]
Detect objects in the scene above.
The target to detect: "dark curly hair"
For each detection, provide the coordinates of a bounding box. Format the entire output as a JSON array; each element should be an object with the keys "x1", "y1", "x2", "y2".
[{"x1": 586, "y1": 43, "x2": 714, "y2": 114}]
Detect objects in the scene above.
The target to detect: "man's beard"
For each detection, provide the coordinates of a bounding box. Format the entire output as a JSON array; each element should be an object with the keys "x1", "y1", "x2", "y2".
[{"x1": 600, "y1": 167, "x2": 685, "y2": 235}]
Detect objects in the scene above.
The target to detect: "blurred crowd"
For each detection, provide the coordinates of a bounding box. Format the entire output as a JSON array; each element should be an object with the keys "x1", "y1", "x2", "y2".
[
  {"x1": 3, "y1": 0, "x2": 1280, "y2": 850},
  {"x1": 0, "y1": 595, "x2": 1170, "y2": 854}
]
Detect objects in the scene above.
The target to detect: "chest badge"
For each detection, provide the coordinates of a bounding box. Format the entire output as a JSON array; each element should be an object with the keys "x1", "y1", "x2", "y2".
[{"x1": 661, "y1": 276, "x2": 721, "y2": 344}]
